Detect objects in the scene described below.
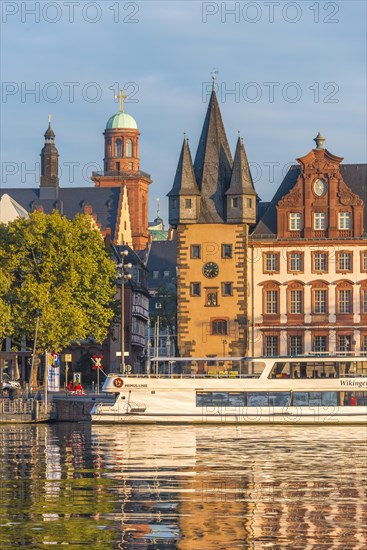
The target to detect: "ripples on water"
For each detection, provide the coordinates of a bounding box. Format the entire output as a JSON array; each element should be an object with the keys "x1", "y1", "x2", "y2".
[{"x1": 0, "y1": 423, "x2": 366, "y2": 549}]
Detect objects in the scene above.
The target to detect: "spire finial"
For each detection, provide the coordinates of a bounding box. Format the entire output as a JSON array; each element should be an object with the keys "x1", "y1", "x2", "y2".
[
  {"x1": 156, "y1": 198, "x2": 160, "y2": 217},
  {"x1": 314, "y1": 132, "x2": 325, "y2": 150},
  {"x1": 211, "y1": 68, "x2": 218, "y2": 90},
  {"x1": 48, "y1": 114, "x2": 52, "y2": 124},
  {"x1": 183, "y1": 130, "x2": 186, "y2": 141},
  {"x1": 115, "y1": 89, "x2": 128, "y2": 112}
]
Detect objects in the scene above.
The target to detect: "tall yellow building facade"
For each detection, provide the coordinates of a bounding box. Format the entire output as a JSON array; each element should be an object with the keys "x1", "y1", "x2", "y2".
[{"x1": 168, "y1": 88, "x2": 257, "y2": 359}]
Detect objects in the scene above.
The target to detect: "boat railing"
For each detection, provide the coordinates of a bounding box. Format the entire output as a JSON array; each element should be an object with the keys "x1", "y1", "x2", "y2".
[{"x1": 118, "y1": 372, "x2": 260, "y2": 379}]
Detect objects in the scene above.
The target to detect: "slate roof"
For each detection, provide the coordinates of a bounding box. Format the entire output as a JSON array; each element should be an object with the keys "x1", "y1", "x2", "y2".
[
  {"x1": 167, "y1": 138, "x2": 200, "y2": 197},
  {"x1": 251, "y1": 164, "x2": 367, "y2": 238},
  {"x1": 147, "y1": 240, "x2": 177, "y2": 291},
  {"x1": 226, "y1": 137, "x2": 257, "y2": 196},
  {"x1": 0, "y1": 187, "x2": 121, "y2": 240},
  {"x1": 193, "y1": 90, "x2": 233, "y2": 223}
]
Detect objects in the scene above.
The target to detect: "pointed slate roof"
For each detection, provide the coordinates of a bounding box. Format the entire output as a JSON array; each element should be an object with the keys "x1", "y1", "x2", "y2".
[
  {"x1": 226, "y1": 137, "x2": 256, "y2": 196},
  {"x1": 167, "y1": 138, "x2": 200, "y2": 197},
  {"x1": 194, "y1": 90, "x2": 233, "y2": 222}
]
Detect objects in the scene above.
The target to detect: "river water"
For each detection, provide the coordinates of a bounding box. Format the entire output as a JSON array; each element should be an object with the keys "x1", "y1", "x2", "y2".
[{"x1": 0, "y1": 423, "x2": 366, "y2": 549}]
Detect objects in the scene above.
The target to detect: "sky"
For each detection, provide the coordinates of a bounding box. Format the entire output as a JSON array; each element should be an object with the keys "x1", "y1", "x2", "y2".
[{"x1": 1, "y1": 0, "x2": 366, "y2": 223}]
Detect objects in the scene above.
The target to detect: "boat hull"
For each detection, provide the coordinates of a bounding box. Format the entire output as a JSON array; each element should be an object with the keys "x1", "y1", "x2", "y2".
[
  {"x1": 91, "y1": 406, "x2": 367, "y2": 425},
  {"x1": 92, "y1": 359, "x2": 367, "y2": 425}
]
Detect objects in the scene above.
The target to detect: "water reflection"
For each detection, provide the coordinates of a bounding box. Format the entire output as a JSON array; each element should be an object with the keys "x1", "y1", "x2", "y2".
[{"x1": 0, "y1": 423, "x2": 366, "y2": 548}]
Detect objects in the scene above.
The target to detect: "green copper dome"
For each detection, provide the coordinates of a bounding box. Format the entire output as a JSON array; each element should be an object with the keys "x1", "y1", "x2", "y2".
[{"x1": 105, "y1": 112, "x2": 138, "y2": 130}]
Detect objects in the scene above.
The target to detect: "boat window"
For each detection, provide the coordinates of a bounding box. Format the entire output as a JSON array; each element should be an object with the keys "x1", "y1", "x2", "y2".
[
  {"x1": 293, "y1": 392, "x2": 309, "y2": 406},
  {"x1": 212, "y1": 392, "x2": 229, "y2": 404},
  {"x1": 196, "y1": 393, "x2": 213, "y2": 406},
  {"x1": 269, "y1": 392, "x2": 291, "y2": 407},
  {"x1": 196, "y1": 392, "x2": 246, "y2": 407},
  {"x1": 321, "y1": 392, "x2": 338, "y2": 406},
  {"x1": 228, "y1": 392, "x2": 246, "y2": 406},
  {"x1": 340, "y1": 361, "x2": 367, "y2": 377},
  {"x1": 294, "y1": 391, "x2": 338, "y2": 406},
  {"x1": 247, "y1": 392, "x2": 269, "y2": 406},
  {"x1": 309, "y1": 392, "x2": 322, "y2": 406},
  {"x1": 269, "y1": 361, "x2": 342, "y2": 379},
  {"x1": 341, "y1": 391, "x2": 367, "y2": 406}
]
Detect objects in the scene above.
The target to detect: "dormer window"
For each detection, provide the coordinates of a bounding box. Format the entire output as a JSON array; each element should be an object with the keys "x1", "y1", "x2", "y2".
[
  {"x1": 314, "y1": 212, "x2": 326, "y2": 230},
  {"x1": 289, "y1": 213, "x2": 302, "y2": 231},
  {"x1": 185, "y1": 198, "x2": 192, "y2": 208},
  {"x1": 172, "y1": 199, "x2": 177, "y2": 209},
  {"x1": 338, "y1": 212, "x2": 351, "y2": 230},
  {"x1": 231, "y1": 197, "x2": 239, "y2": 208},
  {"x1": 246, "y1": 198, "x2": 252, "y2": 208}
]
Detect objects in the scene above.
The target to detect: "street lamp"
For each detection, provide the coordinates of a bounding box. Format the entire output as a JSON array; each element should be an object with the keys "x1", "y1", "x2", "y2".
[{"x1": 116, "y1": 250, "x2": 132, "y2": 374}]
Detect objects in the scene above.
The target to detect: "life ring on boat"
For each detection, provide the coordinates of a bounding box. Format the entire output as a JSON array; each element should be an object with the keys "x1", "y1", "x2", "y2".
[{"x1": 113, "y1": 377, "x2": 124, "y2": 388}]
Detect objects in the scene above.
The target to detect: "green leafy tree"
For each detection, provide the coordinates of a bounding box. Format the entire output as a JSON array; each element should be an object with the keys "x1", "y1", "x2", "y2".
[{"x1": 0, "y1": 211, "x2": 117, "y2": 356}]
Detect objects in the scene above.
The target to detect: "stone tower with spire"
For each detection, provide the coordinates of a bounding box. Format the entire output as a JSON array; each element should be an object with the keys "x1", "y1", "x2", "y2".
[
  {"x1": 167, "y1": 83, "x2": 258, "y2": 359},
  {"x1": 40, "y1": 117, "x2": 59, "y2": 190},
  {"x1": 91, "y1": 90, "x2": 152, "y2": 250}
]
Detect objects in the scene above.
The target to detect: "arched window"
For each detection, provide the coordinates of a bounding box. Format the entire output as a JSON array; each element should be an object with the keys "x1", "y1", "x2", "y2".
[
  {"x1": 286, "y1": 281, "x2": 304, "y2": 315},
  {"x1": 106, "y1": 138, "x2": 112, "y2": 157},
  {"x1": 114, "y1": 139, "x2": 123, "y2": 157},
  {"x1": 261, "y1": 281, "x2": 281, "y2": 317},
  {"x1": 311, "y1": 280, "x2": 329, "y2": 315},
  {"x1": 335, "y1": 280, "x2": 354, "y2": 314},
  {"x1": 212, "y1": 319, "x2": 227, "y2": 335},
  {"x1": 126, "y1": 139, "x2": 133, "y2": 157}
]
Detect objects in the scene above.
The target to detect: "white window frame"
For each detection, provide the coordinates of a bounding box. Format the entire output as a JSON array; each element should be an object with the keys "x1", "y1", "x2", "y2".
[
  {"x1": 290, "y1": 290, "x2": 302, "y2": 314},
  {"x1": 338, "y1": 212, "x2": 351, "y2": 230},
  {"x1": 314, "y1": 289, "x2": 327, "y2": 314},
  {"x1": 314, "y1": 212, "x2": 327, "y2": 230},
  {"x1": 289, "y1": 253, "x2": 302, "y2": 272},
  {"x1": 314, "y1": 335, "x2": 327, "y2": 353},
  {"x1": 338, "y1": 252, "x2": 351, "y2": 271},
  {"x1": 338, "y1": 289, "x2": 352, "y2": 314},
  {"x1": 265, "y1": 336, "x2": 279, "y2": 357},
  {"x1": 289, "y1": 335, "x2": 303, "y2": 356},
  {"x1": 338, "y1": 335, "x2": 352, "y2": 352},
  {"x1": 265, "y1": 253, "x2": 279, "y2": 272},
  {"x1": 266, "y1": 290, "x2": 278, "y2": 314},
  {"x1": 314, "y1": 252, "x2": 327, "y2": 272},
  {"x1": 289, "y1": 213, "x2": 302, "y2": 231}
]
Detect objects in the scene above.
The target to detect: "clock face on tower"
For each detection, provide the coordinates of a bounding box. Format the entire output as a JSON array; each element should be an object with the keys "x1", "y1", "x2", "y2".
[
  {"x1": 313, "y1": 178, "x2": 327, "y2": 197},
  {"x1": 203, "y1": 262, "x2": 219, "y2": 278}
]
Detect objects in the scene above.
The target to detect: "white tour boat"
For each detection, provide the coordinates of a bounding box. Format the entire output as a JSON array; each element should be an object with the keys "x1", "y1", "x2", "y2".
[{"x1": 90, "y1": 355, "x2": 367, "y2": 424}]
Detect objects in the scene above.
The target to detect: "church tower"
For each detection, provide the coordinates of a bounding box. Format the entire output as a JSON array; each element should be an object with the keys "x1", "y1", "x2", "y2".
[
  {"x1": 167, "y1": 79, "x2": 258, "y2": 361},
  {"x1": 91, "y1": 90, "x2": 152, "y2": 250},
  {"x1": 40, "y1": 116, "x2": 59, "y2": 189}
]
